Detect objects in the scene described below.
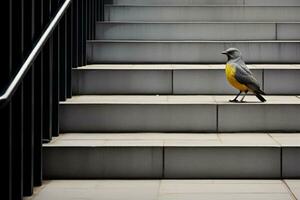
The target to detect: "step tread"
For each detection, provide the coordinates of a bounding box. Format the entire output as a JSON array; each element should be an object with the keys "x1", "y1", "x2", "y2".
[
  {"x1": 76, "y1": 64, "x2": 300, "y2": 70},
  {"x1": 61, "y1": 95, "x2": 300, "y2": 105},
  {"x1": 44, "y1": 133, "x2": 300, "y2": 147},
  {"x1": 105, "y1": 5, "x2": 300, "y2": 7},
  {"x1": 97, "y1": 21, "x2": 300, "y2": 24},
  {"x1": 88, "y1": 40, "x2": 300, "y2": 43}
]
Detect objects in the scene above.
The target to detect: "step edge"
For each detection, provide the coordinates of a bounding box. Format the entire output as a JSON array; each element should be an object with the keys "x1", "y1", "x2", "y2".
[
  {"x1": 105, "y1": 5, "x2": 300, "y2": 7},
  {"x1": 59, "y1": 95, "x2": 300, "y2": 105},
  {"x1": 96, "y1": 21, "x2": 300, "y2": 24},
  {"x1": 74, "y1": 64, "x2": 300, "y2": 70},
  {"x1": 87, "y1": 40, "x2": 300, "y2": 43}
]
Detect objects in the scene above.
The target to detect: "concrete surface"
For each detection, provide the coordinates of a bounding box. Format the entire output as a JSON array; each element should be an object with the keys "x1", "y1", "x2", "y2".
[
  {"x1": 112, "y1": 0, "x2": 300, "y2": 6},
  {"x1": 25, "y1": 180, "x2": 299, "y2": 200},
  {"x1": 59, "y1": 95, "x2": 300, "y2": 132},
  {"x1": 96, "y1": 22, "x2": 300, "y2": 40},
  {"x1": 104, "y1": 6, "x2": 300, "y2": 22},
  {"x1": 43, "y1": 133, "x2": 300, "y2": 178},
  {"x1": 73, "y1": 64, "x2": 300, "y2": 94},
  {"x1": 86, "y1": 41, "x2": 300, "y2": 63}
]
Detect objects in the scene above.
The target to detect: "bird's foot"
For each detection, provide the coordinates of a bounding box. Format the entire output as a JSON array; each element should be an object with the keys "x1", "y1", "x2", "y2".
[
  {"x1": 239, "y1": 100, "x2": 247, "y2": 103},
  {"x1": 229, "y1": 99, "x2": 239, "y2": 103}
]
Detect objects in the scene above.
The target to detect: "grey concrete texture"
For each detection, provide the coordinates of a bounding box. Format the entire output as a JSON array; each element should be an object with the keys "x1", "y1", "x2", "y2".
[
  {"x1": 60, "y1": 102, "x2": 300, "y2": 133},
  {"x1": 104, "y1": 6, "x2": 300, "y2": 22},
  {"x1": 43, "y1": 147, "x2": 163, "y2": 179},
  {"x1": 72, "y1": 70, "x2": 172, "y2": 94},
  {"x1": 25, "y1": 180, "x2": 298, "y2": 200},
  {"x1": 43, "y1": 133, "x2": 300, "y2": 178},
  {"x1": 112, "y1": 0, "x2": 300, "y2": 6},
  {"x1": 73, "y1": 67, "x2": 300, "y2": 95},
  {"x1": 96, "y1": 23, "x2": 300, "y2": 40},
  {"x1": 43, "y1": 146, "x2": 286, "y2": 179},
  {"x1": 164, "y1": 147, "x2": 281, "y2": 178},
  {"x1": 173, "y1": 69, "x2": 262, "y2": 94},
  {"x1": 282, "y1": 148, "x2": 300, "y2": 178},
  {"x1": 264, "y1": 69, "x2": 300, "y2": 94},
  {"x1": 86, "y1": 41, "x2": 300, "y2": 64},
  {"x1": 113, "y1": 0, "x2": 245, "y2": 5},
  {"x1": 277, "y1": 23, "x2": 300, "y2": 40},
  {"x1": 218, "y1": 105, "x2": 300, "y2": 132},
  {"x1": 59, "y1": 104, "x2": 217, "y2": 132},
  {"x1": 97, "y1": 23, "x2": 274, "y2": 40}
]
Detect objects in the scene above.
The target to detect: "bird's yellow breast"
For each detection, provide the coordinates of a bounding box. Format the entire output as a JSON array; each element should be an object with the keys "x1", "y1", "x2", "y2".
[{"x1": 225, "y1": 64, "x2": 248, "y2": 91}]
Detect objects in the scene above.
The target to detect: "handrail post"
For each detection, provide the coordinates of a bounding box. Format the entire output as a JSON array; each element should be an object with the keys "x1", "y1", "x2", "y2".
[
  {"x1": 0, "y1": 0, "x2": 72, "y2": 108},
  {"x1": 3, "y1": 0, "x2": 104, "y2": 199}
]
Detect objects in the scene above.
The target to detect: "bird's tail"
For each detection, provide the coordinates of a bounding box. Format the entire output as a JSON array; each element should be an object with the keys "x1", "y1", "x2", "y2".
[
  {"x1": 257, "y1": 88, "x2": 266, "y2": 95},
  {"x1": 255, "y1": 93, "x2": 266, "y2": 102}
]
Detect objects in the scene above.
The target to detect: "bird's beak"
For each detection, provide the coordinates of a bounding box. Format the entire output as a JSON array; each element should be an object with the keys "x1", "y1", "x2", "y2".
[{"x1": 221, "y1": 51, "x2": 227, "y2": 55}]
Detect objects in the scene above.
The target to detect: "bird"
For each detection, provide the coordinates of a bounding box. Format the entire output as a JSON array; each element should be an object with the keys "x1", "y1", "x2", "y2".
[{"x1": 221, "y1": 48, "x2": 266, "y2": 103}]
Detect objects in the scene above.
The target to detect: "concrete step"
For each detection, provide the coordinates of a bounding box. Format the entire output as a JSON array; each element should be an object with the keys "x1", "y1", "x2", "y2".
[
  {"x1": 112, "y1": 0, "x2": 300, "y2": 6},
  {"x1": 104, "y1": 6, "x2": 300, "y2": 22},
  {"x1": 73, "y1": 64, "x2": 300, "y2": 95},
  {"x1": 24, "y1": 180, "x2": 300, "y2": 200},
  {"x1": 59, "y1": 95, "x2": 300, "y2": 133},
  {"x1": 43, "y1": 133, "x2": 300, "y2": 178},
  {"x1": 86, "y1": 40, "x2": 300, "y2": 63},
  {"x1": 96, "y1": 22, "x2": 300, "y2": 40}
]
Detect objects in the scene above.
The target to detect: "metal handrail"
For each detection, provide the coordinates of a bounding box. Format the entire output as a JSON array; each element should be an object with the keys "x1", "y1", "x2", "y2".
[{"x1": 0, "y1": 0, "x2": 71, "y2": 108}]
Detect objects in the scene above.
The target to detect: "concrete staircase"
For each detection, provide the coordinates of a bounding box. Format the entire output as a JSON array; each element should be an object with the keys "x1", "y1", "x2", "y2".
[{"x1": 44, "y1": 0, "x2": 300, "y2": 179}]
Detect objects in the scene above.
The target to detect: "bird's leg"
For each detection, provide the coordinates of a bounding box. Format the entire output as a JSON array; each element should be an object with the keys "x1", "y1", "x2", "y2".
[
  {"x1": 229, "y1": 91, "x2": 241, "y2": 102},
  {"x1": 240, "y1": 90, "x2": 248, "y2": 103}
]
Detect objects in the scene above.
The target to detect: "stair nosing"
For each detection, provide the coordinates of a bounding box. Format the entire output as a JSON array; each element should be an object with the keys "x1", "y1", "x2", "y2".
[
  {"x1": 43, "y1": 133, "x2": 300, "y2": 148},
  {"x1": 96, "y1": 21, "x2": 300, "y2": 24},
  {"x1": 105, "y1": 5, "x2": 300, "y2": 7},
  {"x1": 87, "y1": 40, "x2": 300, "y2": 43},
  {"x1": 73, "y1": 64, "x2": 300, "y2": 70},
  {"x1": 59, "y1": 95, "x2": 300, "y2": 105}
]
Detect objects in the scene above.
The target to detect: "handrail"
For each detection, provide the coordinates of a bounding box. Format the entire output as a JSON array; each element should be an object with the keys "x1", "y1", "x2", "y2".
[{"x1": 0, "y1": 0, "x2": 71, "y2": 108}]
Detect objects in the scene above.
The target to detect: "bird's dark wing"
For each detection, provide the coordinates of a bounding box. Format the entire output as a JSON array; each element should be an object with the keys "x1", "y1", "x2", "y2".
[
  {"x1": 237, "y1": 59, "x2": 253, "y2": 75},
  {"x1": 233, "y1": 63, "x2": 261, "y2": 92}
]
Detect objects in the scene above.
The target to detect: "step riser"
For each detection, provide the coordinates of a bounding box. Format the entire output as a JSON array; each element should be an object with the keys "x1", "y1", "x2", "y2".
[
  {"x1": 60, "y1": 104, "x2": 217, "y2": 132},
  {"x1": 105, "y1": 6, "x2": 300, "y2": 22},
  {"x1": 219, "y1": 105, "x2": 300, "y2": 132},
  {"x1": 72, "y1": 70, "x2": 173, "y2": 94},
  {"x1": 60, "y1": 104, "x2": 300, "y2": 132},
  {"x1": 112, "y1": 0, "x2": 300, "y2": 6},
  {"x1": 87, "y1": 42, "x2": 300, "y2": 63},
  {"x1": 165, "y1": 147, "x2": 280, "y2": 178},
  {"x1": 96, "y1": 23, "x2": 300, "y2": 40},
  {"x1": 44, "y1": 146, "x2": 299, "y2": 178},
  {"x1": 72, "y1": 69, "x2": 300, "y2": 95},
  {"x1": 282, "y1": 148, "x2": 300, "y2": 178},
  {"x1": 43, "y1": 147, "x2": 163, "y2": 179}
]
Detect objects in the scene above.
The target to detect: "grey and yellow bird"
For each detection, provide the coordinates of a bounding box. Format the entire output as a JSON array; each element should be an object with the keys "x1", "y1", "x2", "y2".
[{"x1": 222, "y1": 48, "x2": 266, "y2": 102}]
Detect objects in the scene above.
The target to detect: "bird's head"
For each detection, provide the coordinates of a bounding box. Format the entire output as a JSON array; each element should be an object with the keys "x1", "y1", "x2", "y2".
[{"x1": 222, "y1": 48, "x2": 242, "y2": 60}]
